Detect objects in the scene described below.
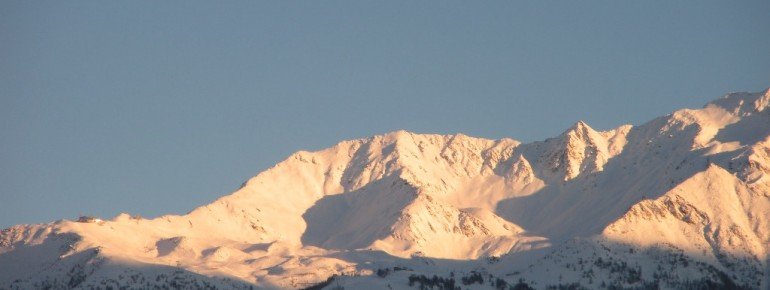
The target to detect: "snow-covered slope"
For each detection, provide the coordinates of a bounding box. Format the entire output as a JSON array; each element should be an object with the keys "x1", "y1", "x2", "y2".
[{"x1": 1, "y1": 88, "x2": 769, "y2": 290}]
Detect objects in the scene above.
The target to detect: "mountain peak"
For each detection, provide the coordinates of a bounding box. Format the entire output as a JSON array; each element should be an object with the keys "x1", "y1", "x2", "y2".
[
  {"x1": 560, "y1": 120, "x2": 602, "y2": 140},
  {"x1": 378, "y1": 129, "x2": 415, "y2": 141},
  {"x1": 708, "y1": 87, "x2": 770, "y2": 115},
  {"x1": 573, "y1": 120, "x2": 590, "y2": 129}
]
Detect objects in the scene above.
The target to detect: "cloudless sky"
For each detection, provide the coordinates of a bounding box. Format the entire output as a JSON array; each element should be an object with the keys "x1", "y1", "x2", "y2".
[{"x1": 2, "y1": 1, "x2": 769, "y2": 228}]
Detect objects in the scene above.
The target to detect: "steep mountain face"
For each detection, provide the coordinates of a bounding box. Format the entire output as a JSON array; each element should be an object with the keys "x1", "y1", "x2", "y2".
[
  {"x1": 516, "y1": 120, "x2": 630, "y2": 183},
  {"x1": 1, "y1": 88, "x2": 769, "y2": 290}
]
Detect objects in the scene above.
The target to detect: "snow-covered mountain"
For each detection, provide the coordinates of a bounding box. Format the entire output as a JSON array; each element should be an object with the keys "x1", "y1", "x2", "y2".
[{"x1": 2, "y1": 88, "x2": 770, "y2": 290}]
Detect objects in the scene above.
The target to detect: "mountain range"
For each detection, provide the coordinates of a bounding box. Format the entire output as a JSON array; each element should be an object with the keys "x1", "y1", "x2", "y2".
[{"x1": 2, "y1": 88, "x2": 770, "y2": 290}]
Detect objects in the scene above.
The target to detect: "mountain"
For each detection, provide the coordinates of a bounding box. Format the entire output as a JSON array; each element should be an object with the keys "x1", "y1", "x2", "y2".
[{"x1": 1, "y1": 88, "x2": 769, "y2": 290}]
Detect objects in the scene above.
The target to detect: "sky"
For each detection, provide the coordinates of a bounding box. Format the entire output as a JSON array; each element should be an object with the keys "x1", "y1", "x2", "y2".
[{"x1": 1, "y1": 1, "x2": 769, "y2": 228}]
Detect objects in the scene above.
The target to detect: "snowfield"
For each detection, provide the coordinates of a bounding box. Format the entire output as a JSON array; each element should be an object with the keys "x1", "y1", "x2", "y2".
[{"x1": 2, "y1": 88, "x2": 770, "y2": 290}]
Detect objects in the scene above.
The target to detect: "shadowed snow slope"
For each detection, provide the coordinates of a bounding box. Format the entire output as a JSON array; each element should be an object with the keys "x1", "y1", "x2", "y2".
[{"x1": 2, "y1": 88, "x2": 770, "y2": 289}]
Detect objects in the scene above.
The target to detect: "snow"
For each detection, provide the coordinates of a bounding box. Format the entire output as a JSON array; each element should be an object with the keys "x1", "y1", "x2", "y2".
[{"x1": 1, "y1": 88, "x2": 769, "y2": 289}]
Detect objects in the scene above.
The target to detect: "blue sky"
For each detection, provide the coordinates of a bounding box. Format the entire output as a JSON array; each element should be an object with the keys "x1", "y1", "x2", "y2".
[{"x1": 2, "y1": 1, "x2": 769, "y2": 228}]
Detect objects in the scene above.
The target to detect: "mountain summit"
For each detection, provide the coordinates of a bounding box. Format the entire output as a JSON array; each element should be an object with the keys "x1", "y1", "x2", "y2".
[{"x1": 2, "y1": 88, "x2": 770, "y2": 289}]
